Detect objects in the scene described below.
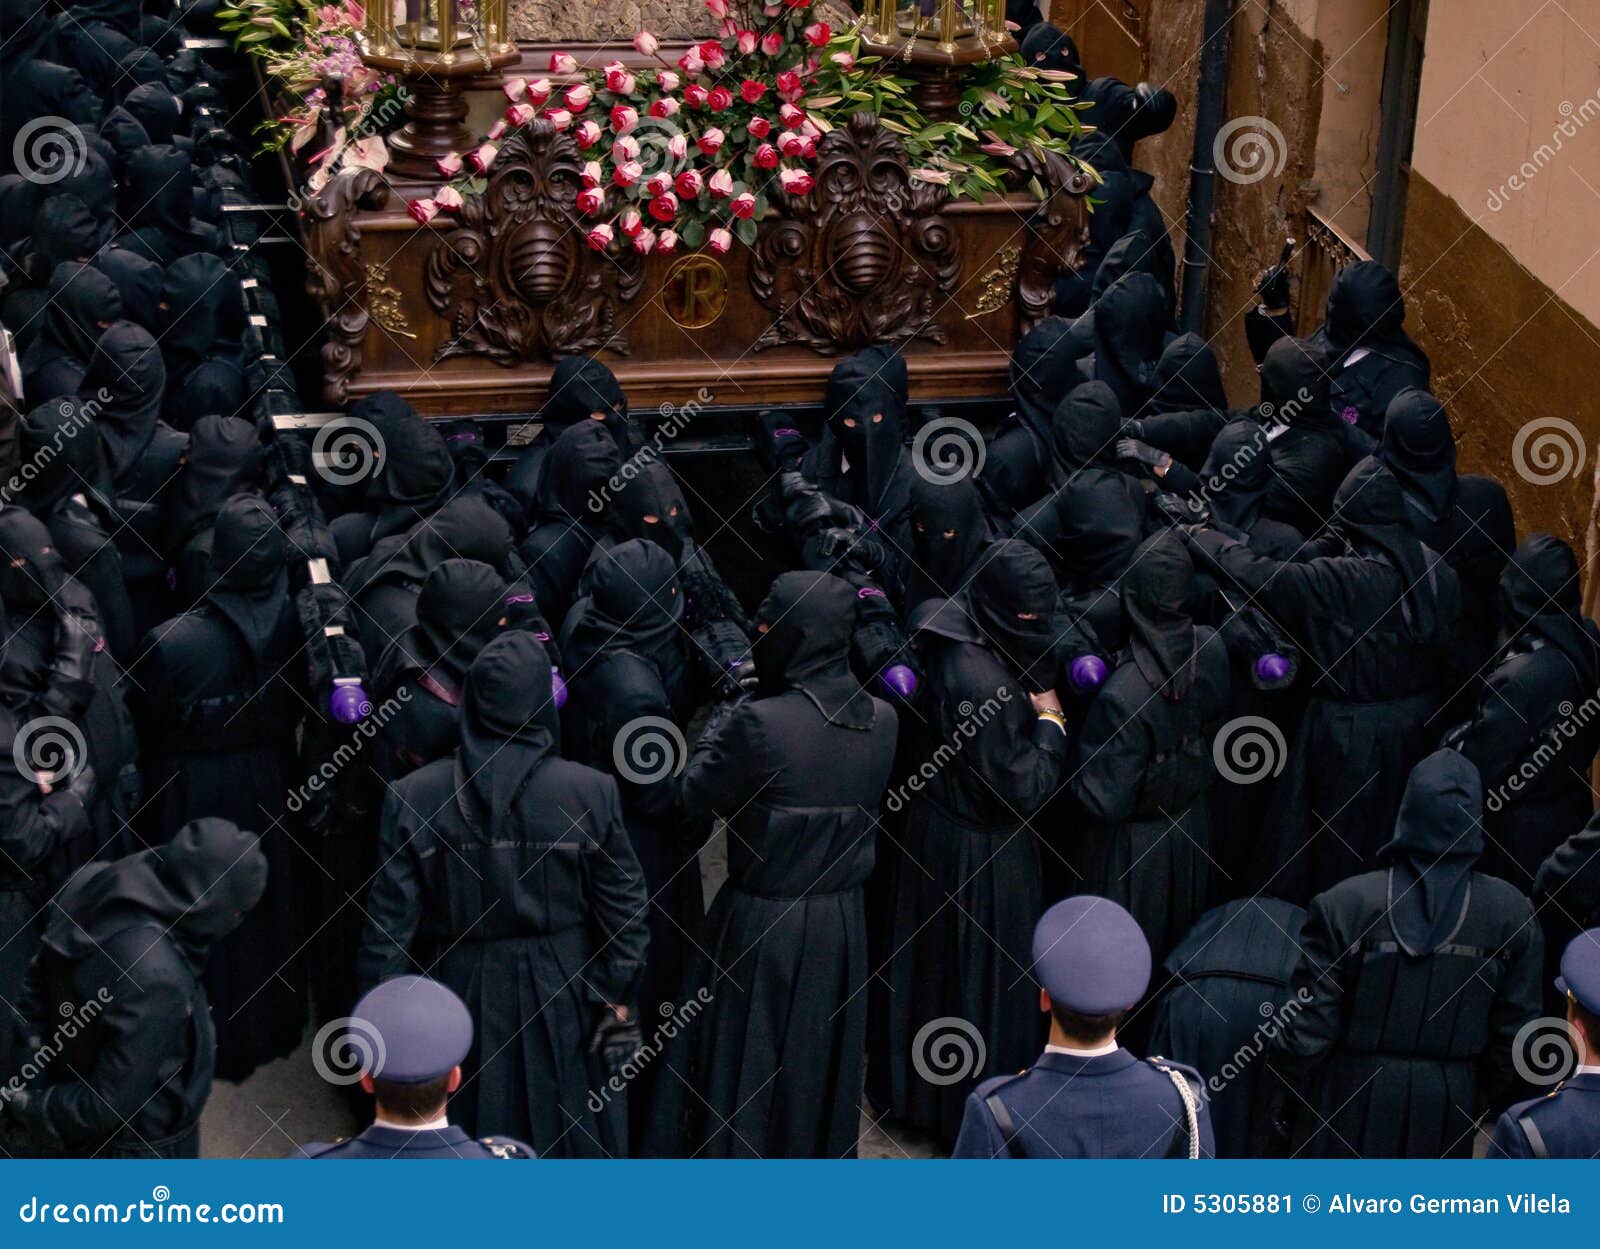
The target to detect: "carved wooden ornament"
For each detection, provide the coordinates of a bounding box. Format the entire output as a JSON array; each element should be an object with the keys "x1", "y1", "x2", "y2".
[
  {"x1": 750, "y1": 112, "x2": 962, "y2": 354},
  {"x1": 423, "y1": 121, "x2": 644, "y2": 365}
]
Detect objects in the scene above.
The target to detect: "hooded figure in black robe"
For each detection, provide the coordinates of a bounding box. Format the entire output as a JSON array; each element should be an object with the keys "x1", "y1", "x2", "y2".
[
  {"x1": 80, "y1": 321, "x2": 187, "y2": 638},
  {"x1": 347, "y1": 492, "x2": 514, "y2": 666},
  {"x1": 799, "y1": 346, "x2": 915, "y2": 590},
  {"x1": 653, "y1": 571, "x2": 897, "y2": 1158},
  {"x1": 979, "y1": 317, "x2": 1082, "y2": 518},
  {"x1": 0, "y1": 508, "x2": 138, "y2": 863},
  {"x1": 94, "y1": 247, "x2": 164, "y2": 333},
  {"x1": 1186, "y1": 457, "x2": 1463, "y2": 903},
  {"x1": 164, "y1": 413, "x2": 264, "y2": 607},
  {"x1": 0, "y1": 175, "x2": 43, "y2": 285},
  {"x1": 1379, "y1": 387, "x2": 1514, "y2": 682},
  {"x1": 11, "y1": 398, "x2": 135, "y2": 664},
  {"x1": 371, "y1": 557, "x2": 508, "y2": 777},
  {"x1": 1258, "y1": 334, "x2": 1373, "y2": 538},
  {"x1": 2, "y1": 195, "x2": 101, "y2": 345},
  {"x1": 1259, "y1": 749, "x2": 1541, "y2": 1158},
  {"x1": 125, "y1": 83, "x2": 182, "y2": 146},
  {"x1": 356, "y1": 631, "x2": 651, "y2": 1156},
  {"x1": 1066, "y1": 125, "x2": 1173, "y2": 317},
  {"x1": 114, "y1": 145, "x2": 216, "y2": 264},
  {"x1": 517, "y1": 420, "x2": 621, "y2": 627},
  {"x1": 559, "y1": 541, "x2": 703, "y2": 1140},
  {"x1": 1145, "y1": 897, "x2": 1309, "y2": 1157},
  {"x1": 1308, "y1": 260, "x2": 1430, "y2": 436},
  {"x1": 1448, "y1": 536, "x2": 1600, "y2": 889},
  {"x1": 882, "y1": 540, "x2": 1066, "y2": 1143},
  {"x1": 907, "y1": 474, "x2": 994, "y2": 610},
  {"x1": 1080, "y1": 272, "x2": 1171, "y2": 416},
  {"x1": 132, "y1": 496, "x2": 307, "y2": 1080},
  {"x1": 98, "y1": 105, "x2": 152, "y2": 172},
  {"x1": 1124, "y1": 333, "x2": 1234, "y2": 469},
  {"x1": 1068, "y1": 532, "x2": 1231, "y2": 960},
  {"x1": 1031, "y1": 471, "x2": 1142, "y2": 657},
  {"x1": 2, "y1": 66, "x2": 102, "y2": 177},
  {"x1": 21, "y1": 263, "x2": 123, "y2": 406},
  {"x1": 505, "y1": 354, "x2": 631, "y2": 513},
  {"x1": 156, "y1": 253, "x2": 247, "y2": 430},
  {"x1": 327, "y1": 393, "x2": 458, "y2": 565},
  {"x1": 8, "y1": 820, "x2": 267, "y2": 1158}
]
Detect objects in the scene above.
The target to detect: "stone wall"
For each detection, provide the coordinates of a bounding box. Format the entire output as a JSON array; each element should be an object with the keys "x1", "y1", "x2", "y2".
[{"x1": 508, "y1": 0, "x2": 716, "y2": 42}]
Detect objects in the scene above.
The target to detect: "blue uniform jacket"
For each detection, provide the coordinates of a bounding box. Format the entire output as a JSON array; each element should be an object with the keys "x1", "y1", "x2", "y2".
[
  {"x1": 951, "y1": 1049, "x2": 1215, "y2": 1159},
  {"x1": 295, "y1": 1123, "x2": 535, "y2": 1159},
  {"x1": 1489, "y1": 1072, "x2": 1600, "y2": 1158}
]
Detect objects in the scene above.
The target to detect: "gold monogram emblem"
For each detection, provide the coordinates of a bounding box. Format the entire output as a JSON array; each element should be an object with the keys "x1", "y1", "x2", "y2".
[{"x1": 662, "y1": 254, "x2": 729, "y2": 330}]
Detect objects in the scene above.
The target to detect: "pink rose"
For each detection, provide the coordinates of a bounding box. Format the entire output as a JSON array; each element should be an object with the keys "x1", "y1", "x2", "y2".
[
  {"x1": 577, "y1": 186, "x2": 606, "y2": 214},
  {"x1": 658, "y1": 229, "x2": 680, "y2": 254},
  {"x1": 679, "y1": 47, "x2": 705, "y2": 75},
  {"x1": 550, "y1": 53, "x2": 578, "y2": 74},
  {"x1": 502, "y1": 77, "x2": 527, "y2": 101},
  {"x1": 619, "y1": 208, "x2": 644, "y2": 237},
  {"x1": 544, "y1": 109, "x2": 573, "y2": 131},
  {"x1": 675, "y1": 168, "x2": 704, "y2": 198},
  {"x1": 778, "y1": 130, "x2": 804, "y2": 157},
  {"x1": 698, "y1": 40, "x2": 726, "y2": 69},
  {"x1": 575, "y1": 120, "x2": 603, "y2": 149},
  {"x1": 747, "y1": 116, "x2": 772, "y2": 139},
  {"x1": 581, "y1": 160, "x2": 603, "y2": 187},
  {"x1": 586, "y1": 224, "x2": 614, "y2": 251},
  {"x1": 632, "y1": 228, "x2": 657, "y2": 255},
  {"x1": 656, "y1": 69, "x2": 681, "y2": 93},
  {"x1": 667, "y1": 133, "x2": 689, "y2": 160},
  {"x1": 604, "y1": 62, "x2": 634, "y2": 93},
  {"x1": 708, "y1": 227, "x2": 733, "y2": 254},
  {"x1": 407, "y1": 198, "x2": 439, "y2": 224},
  {"x1": 753, "y1": 143, "x2": 779, "y2": 170},
  {"x1": 435, "y1": 185, "x2": 464, "y2": 212},
  {"x1": 708, "y1": 169, "x2": 734, "y2": 198},
  {"x1": 779, "y1": 168, "x2": 814, "y2": 194},
  {"x1": 505, "y1": 102, "x2": 536, "y2": 127},
  {"x1": 435, "y1": 151, "x2": 463, "y2": 177},
  {"x1": 731, "y1": 191, "x2": 756, "y2": 219},
  {"x1": 801, "y1": 137, "x2": 817, "y2": 159},
  {"x1": 705, "y1": 0, "x2": 728, "y2": 16},
  {"x1": 776, "y1": 70, "x2": 802, "y2": 99},
  {"x1": 829, "y1": 51, "x2": 855, "y2": 71},
  {"x1": 526, "y1": 78, "x2": 553, "y2": 106},
  {"x1": 697, "y1": 127, "x2": 725, "y2": 156},
  {"x1": 685, "y1": 84, "x2": 709, "y2": 108},
  {"x1": 564, "y1": 83, "x2": 592, "y2": 111},
  {"x1": 760, "y1": 32, "x2": 783, "y2": 56},
  {"x1": 779, "y1": 102, "x2": 806, "y2": 128},
  {"x1": 611, "y1": 105, "x2": 639, "y2": 134},
  {"x1": 644, "y1": 172, "x2": 673, "y2": 198},
  {"x1": 468, "y1": 143, "x2": 498, "y2": 174},
  {"x1": 740, "y1": 80, "x2": 767, "y2": 104},
  {"x1": 804, "y1": 22, "x2": 831, "y2": 46},
  {"x1": 649, "y1": 191, "x2": 680, "y2": 222},
  {"x1": 634, "y1": 31, "x2": 660, "y2": 56},
  {"x1": 649, "y1": 97, "x2": 680, "y2": 118},
  {"x1": 487, "y1": 120, "x2": 508, "y2": 140},
  {"x1": 737, "y1": 29, "x2": 757, "y2": 55},
  {"x1": 708, "y1": 86, "x2": 734, "y2": 111},
  {"x1": 613, "y1": 161, "x2": 644, "y2": 187},
  {"x1": 613, "y1": 135, "x2": 641, "y2": 161}
]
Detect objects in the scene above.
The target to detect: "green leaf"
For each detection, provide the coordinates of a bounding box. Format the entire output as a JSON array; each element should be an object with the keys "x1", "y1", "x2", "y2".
[
  {"x1": 735, "y1": 216, "x2": 758, "y2": 245},
  {"x1": 680, "y1": 218, "x2": 706, "y2": 248}
]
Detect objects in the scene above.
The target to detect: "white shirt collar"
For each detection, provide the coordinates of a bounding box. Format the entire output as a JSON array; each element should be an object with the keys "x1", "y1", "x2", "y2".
[
  {"x1": 1044, "y1": 1040, "x2": 1119, "y2": 1058},
  {"x1": 1576, "y1": 1064, "x2": 1600, "y2": 1077},
  {"x1": 373, "y1": 1113, "x2": 451, "y2": 1133}
]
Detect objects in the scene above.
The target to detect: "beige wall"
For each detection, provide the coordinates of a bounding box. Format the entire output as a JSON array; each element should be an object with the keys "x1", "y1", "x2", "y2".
[
  {"x1": 1305, "y1": 0, "x2": 1387, "y2": 243},
  {"x1": 1411, "y1": 0, "x2": 1600, "y2": 327}
]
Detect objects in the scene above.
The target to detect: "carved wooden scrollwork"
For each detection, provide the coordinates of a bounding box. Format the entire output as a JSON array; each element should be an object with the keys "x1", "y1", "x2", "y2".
[
  {"x1": 749, "y1": 112, "x2": 962, "y2": 354},
  {"x1": 423, "y1": 121, "x2": 644, "y2": 365},
  {"x1": 303, "y1": 168, "x2": 391, "y2": 407},
  {"x1": 1010, "y1": 148, "x2": 1094, "y2": 332}
]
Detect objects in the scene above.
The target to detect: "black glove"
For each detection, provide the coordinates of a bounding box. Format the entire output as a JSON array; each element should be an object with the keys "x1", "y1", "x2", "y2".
[
  {"x1": 588, "y1": 1005, "x2": 643, "y2": 1079},
  {"x1": 1118, "y1": 419, "x2": 1146, "y2": 441},
  {"x1": 1115, "y1": 438, "x2": 1172, "y2": 472},
  {"x1": 41, "y1": 592, "x2": 101, "y2": 723},
  {"x1": 1256, "y1": 238, "x2": 1294, "y2": 310}
]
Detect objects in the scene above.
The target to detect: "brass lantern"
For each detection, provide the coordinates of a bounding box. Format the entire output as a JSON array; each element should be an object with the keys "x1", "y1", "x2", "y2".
[
  {"x1": 861, "y1": 1, "x2": 1017, "y2": 119},
  {"x1": 361, "y1": 0, "x2": 519, "y2": 179}
]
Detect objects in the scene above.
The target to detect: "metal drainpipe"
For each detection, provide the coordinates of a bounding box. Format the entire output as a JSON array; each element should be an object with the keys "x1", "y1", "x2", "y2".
[{"x1": 1179, "y1": 0, "x2": 1237, "y2": 333}]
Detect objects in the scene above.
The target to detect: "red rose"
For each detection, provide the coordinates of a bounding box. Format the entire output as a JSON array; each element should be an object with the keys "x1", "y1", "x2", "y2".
[
  {"x1": 731, "y1": 191, "x2": 756, "y2": 219},
  {"x1": 684, "y1": 83, "x2": 709, "y2": 108},
  {"x1": 674, "y1": 169, "x2": 704, "y2": 198},
  {"x1": 747, "y1": 116, "x2": 772, "y2": 139},
  {"x1": 753, "y1": 143, "x2": 779, "y2": 170},
  {"x1": 776, "y1": 70, "x2": 802, "y2": 98},
  {"x1": 708, "y1": 86, "x2": 734, "y2": 111},
  {"x1": 740, "y1": 79, "x2": 767, "y2": 104},
  {"x1": 648, "y1": 192, "x2": 680, "y2": 222}
]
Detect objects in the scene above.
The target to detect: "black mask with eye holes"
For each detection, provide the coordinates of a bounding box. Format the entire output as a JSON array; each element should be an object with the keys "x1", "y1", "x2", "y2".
[
  {"x1": 0, "y1": 509, "x2": 66, "y2": 610},
  {"x1": 610, "y1": 460, "x2": 692, "y2": 563},
  {"x1": 968, "y1": 538, "x2": 1058, "y2": 693}
]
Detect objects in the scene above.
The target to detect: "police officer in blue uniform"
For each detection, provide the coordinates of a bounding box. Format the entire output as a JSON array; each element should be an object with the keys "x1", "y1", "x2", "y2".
[
  {"x1": 1490, "y1": 928, "x2": 1600, "y2": 1158},
  {"x1": 295, "y1": 976, "x2": 534, "y2": 1160},
  {"x1": 952, "y1": 895, "x2": 1214, "y2": 1158}
]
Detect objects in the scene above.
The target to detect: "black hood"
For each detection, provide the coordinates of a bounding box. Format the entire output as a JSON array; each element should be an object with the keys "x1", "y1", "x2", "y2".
[
  {"x1": 1149, "y1": 332, "x2": 1227, "y2": 414},
  {"x1": 538, "y1": 419, "x2": 621, "y2": 526},
  {"x1": 1080, "y1": 76, "x2": 1178, "y2": 161},
  {"x1": 753, "y1": 570, "x2": 875, "y2": 729},
  {"x1": 563, "y1": 537, "x2": 682, "y2": 675},
  {"x1": 34, "y1": 262, "x2": 122, "y2": 366},
  {"x1": 204, "y1": 493, "x2": 290, "y2": 664},
  {"x1": 95, "y1": 247, "x2": 164, "y2": 332},
  {"x1": 459, "y1": 631, "x2": 559, "y2": 831},
  {"x1": 1380, "y1": 749, "x2": 1484, "y2": 957},
  {"x1": 415, "y1": 558, "x2": 509, "y2": 682},
  {"x1": 1009, "y1": 316, "x2": 1084, "y2": 445},
  {"x1": 0, "y1": 0, "x2": 59, "y2": 62},
  {"x1": 1122, "y1": 530, "x2": 1197, "y2": 699},
  {"x1": 355, "y1": 493, "x2": 514, "y2": 595},
  {"x1": 1050, "y1": 380, "x2": 1123, "y2": 478},
  {"x1": 1090, "y1": 271, "x2": 1169, "y2": 413},
  {"x1": 1259, "y1": 336, "x2": 1335, "y2": 430},
  {"x1": 909, "y1": 473, "x2": 992, "y2": 606},
  {"x1": 81, "y1": 321, "x2": 168, "y2": 480},
  {"x1": 0, "y1": 508, "x2": 67, "y2": 610},
  {"x1": 43, "y1": 818, "x2": 267, "y2": 971},
  {"x1": 121, "y1": 145, "x2": 201, "y2": 238},
  {"x1": 817, "y1": 346, "x2": 910, "y2": 515},
  {"x1": 1380, "y1": 387, "x2": 1457, "y2": 523},
  {"x1": 1019, "y1": 21, "x2": 1081, "y2": 78},
  {"x1": 967, "y1": 538, "x2": 1059, "y2": 692},
  {"x1": 609, "y1": 458, "x2": 692, "y2": 562},
  {"x1": 1332, "y1": 457, "x2": 1448, "y2": 646},
  {"x1": 542, "y1": 355, "x2": 629, "y2": 437},
  {"x1": 1199, "y1": 418, "x2": 1274, "y2": 532},
  {"x1": 356, "y1": 394, "x2": 456, "y2": 518},
  {"x1": 1092, "y1": 229, "x2": 1164, "y2": 304},
  {"x1": 28, "y1": 195, "x2": 100, "y2": 275},
  {"x1": 160, "y1": 252, "x2": 243, "y2": 367},
  {"x1": 167, "y1": 414, "x2": 263, "y2": 548},
  {"x1": 1047, "y1": 469, "x2": 1144, "y2": 587},
  {"x1": 78, "y1": 0, "x2": 145, "y2": 35},
  {"x1": 14, "y1": 397, "x2": 112, "y2": 515},
  {"x1": 1496, "y1": 533, "x2": 1600, "y2": 681},
  {"x1": 98, "y1": 107, "x2": 151, "y2": 165},
  {"x1": 1319, "y1": 259, "x2": 1421, "y2": 358},
  {"x1": 124, "y1": 83, "x2": 180, "y2": 145}
]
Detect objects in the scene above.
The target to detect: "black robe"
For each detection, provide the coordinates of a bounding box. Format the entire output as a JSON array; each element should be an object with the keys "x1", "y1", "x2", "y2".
[
  {"x1": 1145, "y1": 898, "x2": 1308, "y2": 1157},
  {"x1": 1079, "y1": 272, "x2": 1171, "y2": 417},
  {"x1": 163, "y1": 413, "x2": 264, "y2": 609},
  {"x1": 504, "y1": 354, "x2": 631, "y2": 513},
  {"x1": 1309, "y1": 260, "x2": 1431, "y2": 437},
  {"x1": 356, "y1": 632, "x2": 650, "y2": 1156},
  {"x1": 978, "y1": 317, "x2": 1082, "y2": 518},
  {"x1": 10, "y1": 820, "x2": 266, "y2": 1158},
  {"x1": 1258, "y1": 336, "x2": 1373, "y2": 536},
  {"x1": 1187, "y1": 458, "x2": 1463, "y2": 903},
  {"x1": 21, "y1": 262, "x2": 121, "y2": 407},
  {"x1": 516, "y1": 420, "x2": 620, "y2": 628},
  {"x1": 655, "y1": 572, "x2": 897, "y2": 1158},
  {"x1": 156, "y1": 253, "x2": 247, "y2": 430},
  {"x1": 1067, "y1": 533, "x2": 1232, "y2": 961},
  {"x1": 131, "y1": 496, "x2": 307, "y2": 1080},
  {"x1": 1261, "y1": 750, "x2": 1541, "y2": 1157},
  {"x1": 882, "y1": 542, "x2": 1065, "y2": 1143},
  {"x1": 327, "y1": 393, "x2": 457, "y2": 565}
]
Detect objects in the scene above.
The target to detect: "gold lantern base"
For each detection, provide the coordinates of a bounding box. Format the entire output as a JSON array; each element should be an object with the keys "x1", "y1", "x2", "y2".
[{"x1": 862, "y1": 2, "x2": 1018, "y2": 121}]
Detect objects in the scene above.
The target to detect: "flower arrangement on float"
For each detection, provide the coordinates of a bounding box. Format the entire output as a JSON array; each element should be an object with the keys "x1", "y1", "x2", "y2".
[{"x1": 407, "y1": 0, "x2": 1093, "y2": 256}]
